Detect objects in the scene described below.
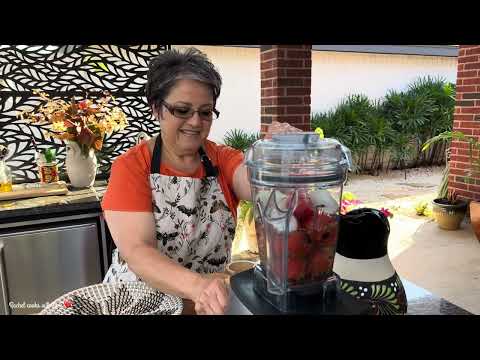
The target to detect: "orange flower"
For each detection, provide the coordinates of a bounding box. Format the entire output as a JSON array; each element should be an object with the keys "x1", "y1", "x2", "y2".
[
  {"x1": 93, "y1": 139, "x2": 103, "y2": 151},
  {"x1": 19, "y1": 90, "x2": 128, "y2": 155}
]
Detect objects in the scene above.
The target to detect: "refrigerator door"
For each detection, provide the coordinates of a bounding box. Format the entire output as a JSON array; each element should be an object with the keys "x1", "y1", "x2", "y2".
[{"x1": 0, "y1": 221, "x2": 102, "y2": 315}]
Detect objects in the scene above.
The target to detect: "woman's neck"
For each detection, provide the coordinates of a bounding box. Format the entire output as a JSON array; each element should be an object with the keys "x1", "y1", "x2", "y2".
[{"x1": 161, "y1": 143, "x2": 201, "y2": 174}]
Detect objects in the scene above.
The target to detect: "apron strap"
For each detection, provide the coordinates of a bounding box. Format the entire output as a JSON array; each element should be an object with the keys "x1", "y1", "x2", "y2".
[
  {"x1": 150, "y1": 135, "x2": 218, "y2": 177},
  {"x1": 150, "y1": 135, "x2": 162, "y2": 174},
  {"x1": 199, "y1": 147, "x2": 219, "y2": 177}
]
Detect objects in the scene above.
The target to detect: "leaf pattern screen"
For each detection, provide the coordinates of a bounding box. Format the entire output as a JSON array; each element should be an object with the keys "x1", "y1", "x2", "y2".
[{"x1": 0, "y1": 45, "x2": 170, "y2": 183}]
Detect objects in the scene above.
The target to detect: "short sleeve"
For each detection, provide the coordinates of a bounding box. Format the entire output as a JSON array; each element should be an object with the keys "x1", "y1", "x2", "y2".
[
  {"x1": 101, "y1": 145, "x2": 153, "y2": 212},
  {"x1": 215, "y1": 145, "x2": 244, "y2": 188}
]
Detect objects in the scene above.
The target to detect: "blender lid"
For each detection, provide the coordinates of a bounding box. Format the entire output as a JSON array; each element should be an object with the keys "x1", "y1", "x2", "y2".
[{"x1": 245, "y1": 132, "x2": 350, "y2": 185}]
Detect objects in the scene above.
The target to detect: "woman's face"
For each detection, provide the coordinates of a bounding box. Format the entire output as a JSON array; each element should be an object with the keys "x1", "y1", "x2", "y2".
[{"x1": 155, "y1": 79, "x2": 214, "y2": 156}]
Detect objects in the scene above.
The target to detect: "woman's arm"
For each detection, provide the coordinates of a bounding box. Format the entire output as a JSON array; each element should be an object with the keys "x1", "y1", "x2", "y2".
[
  {"x1": 232, "y1": 164, "x2": 252, "y2": 201},
  {"x1": 105, "y1": 210, "x2": 205, "y2": 300},
  {"x1": 106, "y1": 210, "x2": 228, "y2": 314},
  {"x1": 231, "y1": 121, "x2": 303, "y2": 201}
]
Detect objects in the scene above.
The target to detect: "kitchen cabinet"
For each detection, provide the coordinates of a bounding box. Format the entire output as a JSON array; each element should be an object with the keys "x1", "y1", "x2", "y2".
[{"x1": 0, "y1": 213, "x2": 108, "y2": 315}]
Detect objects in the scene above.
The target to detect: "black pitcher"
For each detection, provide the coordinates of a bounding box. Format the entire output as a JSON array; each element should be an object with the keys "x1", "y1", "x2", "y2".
[{"x1": 333, "y1": 208, "x2": 408, "y2": 315}]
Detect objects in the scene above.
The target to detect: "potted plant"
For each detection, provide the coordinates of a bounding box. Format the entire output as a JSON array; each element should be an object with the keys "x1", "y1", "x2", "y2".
[
  {"x1": 422, "y1": 131, "x2": 475, "y2": 231},
  {"x1": 431, "y1": 189, "x2": 468, "y2": 230}
]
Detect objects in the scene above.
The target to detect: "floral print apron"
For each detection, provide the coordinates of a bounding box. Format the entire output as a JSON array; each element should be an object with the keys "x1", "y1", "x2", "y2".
[{"x1": 104, "y1": 135, "x2": 237, "y2": 283}]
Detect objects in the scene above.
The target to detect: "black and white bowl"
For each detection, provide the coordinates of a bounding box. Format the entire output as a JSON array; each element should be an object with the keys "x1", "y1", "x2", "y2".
[{"x1": 40, "y1": 281, "x2": 183, "y2": 315}]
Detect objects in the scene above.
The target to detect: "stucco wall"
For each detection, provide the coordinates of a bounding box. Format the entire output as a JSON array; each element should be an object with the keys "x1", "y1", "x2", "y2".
[
  {"x1": 311, "y1": 51, "x2": 457, "y2": 113},
  {"x1": 172, "y1": 46, "x2": 457, "y2": 143}
]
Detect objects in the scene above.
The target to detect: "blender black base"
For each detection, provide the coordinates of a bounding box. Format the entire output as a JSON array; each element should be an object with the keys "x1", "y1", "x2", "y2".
[{"x1": 230, "y1": 268, "x2": 372, "y2": 315}]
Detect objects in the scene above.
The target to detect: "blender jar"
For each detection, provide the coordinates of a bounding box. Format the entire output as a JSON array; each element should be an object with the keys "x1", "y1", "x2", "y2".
[{"x1": 245, "y1": 133, "x2": 350, "y2": 307}]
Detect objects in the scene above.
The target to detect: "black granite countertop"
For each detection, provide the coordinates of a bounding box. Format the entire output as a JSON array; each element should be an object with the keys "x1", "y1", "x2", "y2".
[
  {"x1": 229, "y1": 269, "x2": 474, "y2": 315},
  {"x1": 403, "y1": 279, "x2": 472, "y2": 315},
  {"x1": 0, "y1": 181, "x2": 107, "y2": 223}
]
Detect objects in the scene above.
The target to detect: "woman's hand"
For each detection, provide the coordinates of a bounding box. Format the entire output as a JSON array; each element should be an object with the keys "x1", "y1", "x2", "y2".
[
  {"x1": 192, "y1": 274, "x2": 229, "y2": 315},
  {"x1": 264, "y1": 121, "x2": 303, "y2": 139},
  {"x1": 232, "y1": 121, "x2": 304, "y2": 202}
]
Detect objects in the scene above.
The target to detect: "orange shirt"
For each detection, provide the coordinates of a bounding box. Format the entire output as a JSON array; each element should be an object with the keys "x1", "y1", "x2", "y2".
[{"x1": 101, "y1": 139, "x2": 244, "y2": 220}]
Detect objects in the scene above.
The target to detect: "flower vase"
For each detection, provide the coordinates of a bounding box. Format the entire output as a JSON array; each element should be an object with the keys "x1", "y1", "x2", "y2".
[
  {"x1": 65, "y1": 141, "x2": 97, "y2": 188},
  {"x1": 333, "y1": 208, "x2": 408, "y2": 315}
]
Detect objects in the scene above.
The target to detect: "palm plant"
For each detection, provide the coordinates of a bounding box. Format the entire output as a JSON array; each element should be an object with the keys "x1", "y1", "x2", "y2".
[
  {"x1": 222, "y1": 129, "x2": 261, "y2": 153},
  {"x1": 423, "y1": 130, "x2": 480, "y2": 197},
  {"x1": 311, "y1": 76, "x2": 455, "y2": 175},
  {"x1": 382, "y1": 89, "x2": 436, "y2": 170},
  {"x1": 366, "y1": 101, "x2": 396, "y2": 174},
  {"x1": 407, "y1": 76, "x2": 455, "y2": 165},
  {"x1": 311, "y1": 94, "x2": 376, "y2": 173}
]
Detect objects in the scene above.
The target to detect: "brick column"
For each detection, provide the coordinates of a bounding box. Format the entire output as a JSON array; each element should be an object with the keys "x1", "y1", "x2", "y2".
[
  {"x1": 449, "y1": 45, "x2": 480, "y2": 201},
  {"x1": 260, "y1": 45, "x2": 312, "y2": 136}
]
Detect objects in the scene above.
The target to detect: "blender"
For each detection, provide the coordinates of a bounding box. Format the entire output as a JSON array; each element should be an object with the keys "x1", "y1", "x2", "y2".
[{"x1": 227, "y1": 133, "x2": 371, "y2": 314}]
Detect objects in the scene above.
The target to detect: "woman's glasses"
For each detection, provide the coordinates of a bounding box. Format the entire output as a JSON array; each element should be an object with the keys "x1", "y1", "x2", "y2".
[{"x1": 160, "y1": 101, "x2": 219, "y2": 121}]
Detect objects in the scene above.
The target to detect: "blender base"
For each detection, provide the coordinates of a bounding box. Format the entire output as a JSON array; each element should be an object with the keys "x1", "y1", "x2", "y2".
[{"x1": 229, "y1": 267, "x2": 372, "y2": 315}]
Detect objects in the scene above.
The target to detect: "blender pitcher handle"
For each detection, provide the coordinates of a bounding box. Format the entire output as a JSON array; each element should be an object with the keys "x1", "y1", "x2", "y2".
[{"x1": 340, "y1": 144, "x2": 353, "y2": 172}]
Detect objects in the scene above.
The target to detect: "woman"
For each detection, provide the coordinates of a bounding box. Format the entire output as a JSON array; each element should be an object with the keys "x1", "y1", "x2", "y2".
[{"x1": 102, "y1": 47, "x2": 300, "y2": 315}]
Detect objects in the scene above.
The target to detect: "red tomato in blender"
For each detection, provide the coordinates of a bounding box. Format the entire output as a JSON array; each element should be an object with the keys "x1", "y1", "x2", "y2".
[
  {"x1": 287, "y1": 230, "x2": 309, "y2": 258},
  {"x1": 293, "y1": 195, "x2": 315, "y2": 228},
  {"x1": 288, "y1": 257, "x2": 306, "y2": 282},
  {"x1": 307, "y1": 247, "x2": 335, "y2": 278}
]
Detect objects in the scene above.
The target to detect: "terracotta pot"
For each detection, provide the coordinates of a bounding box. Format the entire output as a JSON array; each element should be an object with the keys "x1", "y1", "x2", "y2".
[
  {"x1": 470, "y1": 201, "x2": 480, "y2": 242},
  {"x1": 432, "y1": 198, "x2": 467, "y2": 231}
]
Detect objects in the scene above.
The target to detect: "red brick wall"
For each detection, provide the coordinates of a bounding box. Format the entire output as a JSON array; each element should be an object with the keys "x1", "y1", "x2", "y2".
[
  {"x1": 260, "y1": 45, "x2": 312, "y2": 136},
  {"x1": 449, "y1": 45, "x2": 480, "y2": 200}
]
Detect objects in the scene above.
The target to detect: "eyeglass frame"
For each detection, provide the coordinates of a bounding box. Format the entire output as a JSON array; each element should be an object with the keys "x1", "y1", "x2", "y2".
[{"x1": 159, "y1": 100, "x2": 220, "y2": 121}]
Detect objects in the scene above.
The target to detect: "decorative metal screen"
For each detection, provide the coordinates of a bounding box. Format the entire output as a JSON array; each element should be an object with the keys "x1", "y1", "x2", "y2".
[{"x1": 0, "y1": 45, "x2": 170, "y2": 183}]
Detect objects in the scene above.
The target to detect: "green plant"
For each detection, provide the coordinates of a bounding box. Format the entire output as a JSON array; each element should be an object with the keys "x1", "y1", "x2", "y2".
[
  {"x1": 238, "y1": 200, "x2": 254, "y2": 224},
  {"x1": 446, "y1": 188, "x2": 460, "y2": 204},
  {"x1": 381, "y1": 89, "x2": 435, "y2": 172},
  {"x1": 437, "y1": 159, "x2": 450, "y2": 199},
  {"x1": 222, "y1": 129, "x2": 260, "y2": 153},
  {"x1": 311, "y1": 94, "x2": 382, "y2": 173},
  {"x1": 414, "y1": 200, "x2": 429, "y2": 216},
  {"x1": 43, "y1": 148, "x2": 56, "y2": 163},
  {"x1": 406, "y1": 76, "x2": 455, "y2": 166},
  {"x1": 390, "y1": 133, "x2": 415, "y2": 180},
  {"x1": 423, "y1": 130, "x2": 480, "y2": 179},
  {"x1": 423, "y1": 130, "x2": 480, "y2": 200},
  {"x1": 311, "y1": 76, "x2": 456, "y2": 175}
]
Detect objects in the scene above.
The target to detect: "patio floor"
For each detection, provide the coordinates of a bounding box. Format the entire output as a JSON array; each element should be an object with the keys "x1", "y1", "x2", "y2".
[{"x1": 347, "y1": 166, "x2": 480, "y2": 315}]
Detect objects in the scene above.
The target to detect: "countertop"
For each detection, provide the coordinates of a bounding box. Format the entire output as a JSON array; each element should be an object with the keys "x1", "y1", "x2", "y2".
[
  {"x1": 0, "y1": 181, "x2": 107, "y2": 223},
  {"x1": 181, "y1": 266, "x2": 473, "y2": 315},
  {"x1": 2, "y1": 182, "x2": 471, "y2": 316}
]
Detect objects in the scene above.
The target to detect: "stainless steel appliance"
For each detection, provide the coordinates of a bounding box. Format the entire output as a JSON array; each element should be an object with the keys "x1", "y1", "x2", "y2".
[{"x1": 0, "y1": 214, "x2": 107, "y2": 315}]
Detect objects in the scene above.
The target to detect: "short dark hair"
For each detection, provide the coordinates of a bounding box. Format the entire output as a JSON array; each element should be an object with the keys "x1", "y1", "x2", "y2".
[{"x1": 145, "y1": 47, "x2": 222, "y2": 109}]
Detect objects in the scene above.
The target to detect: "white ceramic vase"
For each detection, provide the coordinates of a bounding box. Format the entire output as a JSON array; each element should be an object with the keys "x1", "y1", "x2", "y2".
[{"x1": 65, "y1": 141, "x2": 97, "y2": 188}]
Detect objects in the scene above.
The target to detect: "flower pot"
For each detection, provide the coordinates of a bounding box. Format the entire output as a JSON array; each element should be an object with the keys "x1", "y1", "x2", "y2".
[
  {"x1": 469, "y1": 201, "x2": 480, "y2": 242},
  {"x1": 432, "y1": 198, "x2": 467, "y2": 231},
  {"x1": 65, "y1": 141, "x2": 97, "y2": 188}
]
